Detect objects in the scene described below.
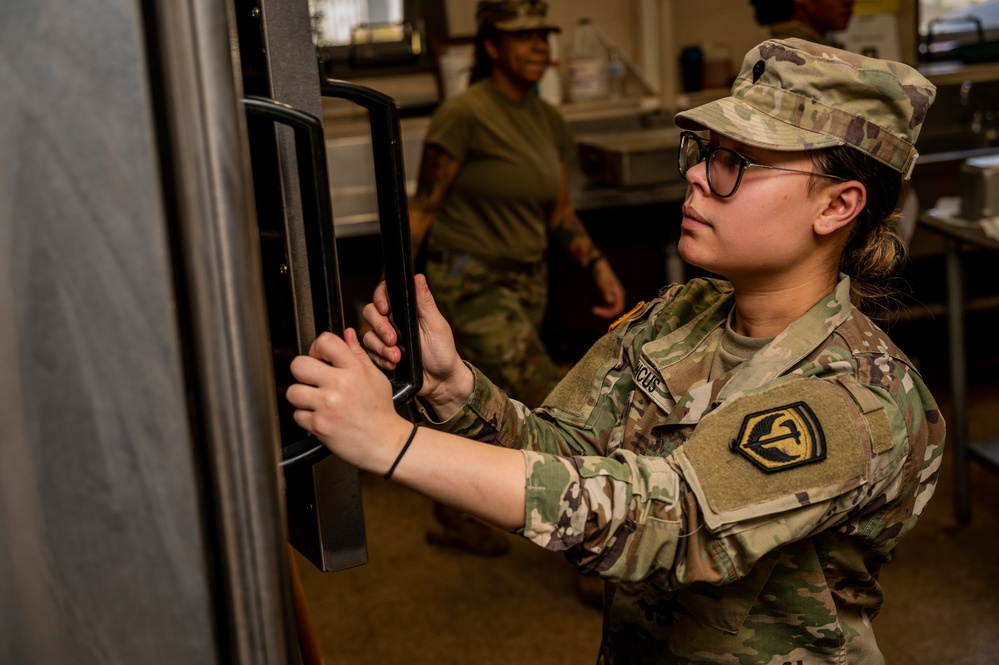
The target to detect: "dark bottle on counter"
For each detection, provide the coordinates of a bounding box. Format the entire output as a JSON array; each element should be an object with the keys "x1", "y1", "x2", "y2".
[{"x1": 680, "y1": 45, "x2": 703, "y2": 93}]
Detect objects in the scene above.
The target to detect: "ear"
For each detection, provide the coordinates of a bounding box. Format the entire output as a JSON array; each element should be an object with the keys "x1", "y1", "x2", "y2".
[
  {"x1": 814, "y1": 180, "x2": 866, "y2": 237},
  {"x1": 483, "y1": 36, "x2": 500, "y2": 61}
]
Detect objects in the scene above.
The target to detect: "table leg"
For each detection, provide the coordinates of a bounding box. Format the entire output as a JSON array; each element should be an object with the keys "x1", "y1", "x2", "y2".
[{"x1": 945, "y1": 237, "x2": 970, "y2": 524}]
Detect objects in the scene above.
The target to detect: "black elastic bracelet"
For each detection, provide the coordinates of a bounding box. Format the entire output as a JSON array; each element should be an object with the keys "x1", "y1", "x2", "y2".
[
  {"x1": 384, "y1": 422, "x2": 419, "y2": 481},
  {"x1": 586, "y1": 253, "x2": 606, "y2": 271}
]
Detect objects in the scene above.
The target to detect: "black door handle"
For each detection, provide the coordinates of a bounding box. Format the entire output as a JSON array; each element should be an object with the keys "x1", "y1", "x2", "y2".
[
  {"x1": 244, "y1": 97, "x2": 340, "y2": 468},
  {"x1": 320, "y1": 79, "x2": 422, "y2": 405},
  {"x1": 243, "y1": 91, "x2": 422, "y2": 468}
]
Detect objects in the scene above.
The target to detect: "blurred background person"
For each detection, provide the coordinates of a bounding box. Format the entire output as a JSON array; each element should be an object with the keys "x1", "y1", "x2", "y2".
[
  {"x1": 751, "y1": 0, "x2": 855, "y2": 47},
  {"x1": 406, "y1": 0, "x2": 626, "y2": 563}
]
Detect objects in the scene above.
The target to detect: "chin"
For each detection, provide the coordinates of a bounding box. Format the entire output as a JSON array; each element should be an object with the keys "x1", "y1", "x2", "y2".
[
  {"x1": 678, "y1": 243, "x2": 736, "y2": 281},
  {"x1": 676, "y1": 240, "x2": 712, "y2": 275}
]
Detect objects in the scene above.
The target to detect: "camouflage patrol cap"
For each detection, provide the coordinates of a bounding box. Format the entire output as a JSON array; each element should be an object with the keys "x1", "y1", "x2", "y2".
[
  {"x1": 675, "y1": 38, "x2": 936, "y2": 179},
  {"x1": 476, "y1": 0, "x2": 561, "y2": 33}
]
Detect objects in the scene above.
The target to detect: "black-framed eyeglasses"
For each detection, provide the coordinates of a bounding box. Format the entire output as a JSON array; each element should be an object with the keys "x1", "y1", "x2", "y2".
[{"x1": 677, "y1": 131, "x2": 846, "y2": 198}]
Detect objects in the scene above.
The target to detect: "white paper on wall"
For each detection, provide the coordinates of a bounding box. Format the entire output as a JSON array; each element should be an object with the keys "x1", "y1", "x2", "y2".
[{"x1": 835, "y1": 12, "x2": 901, "y2": 61}]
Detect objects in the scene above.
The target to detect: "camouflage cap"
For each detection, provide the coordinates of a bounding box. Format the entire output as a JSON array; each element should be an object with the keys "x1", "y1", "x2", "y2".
[
  {"x1": 476, "y1": 0, "x2": 561, "y2": 33},
  {"x1": 674, "y1": 38, "x2": 936, "y2": 180}
]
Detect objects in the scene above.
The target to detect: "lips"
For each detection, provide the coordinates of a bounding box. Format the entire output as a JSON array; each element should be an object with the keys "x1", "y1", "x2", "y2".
[{"x1": 682, "y1": 205, "x2": 710, "y2": 229}]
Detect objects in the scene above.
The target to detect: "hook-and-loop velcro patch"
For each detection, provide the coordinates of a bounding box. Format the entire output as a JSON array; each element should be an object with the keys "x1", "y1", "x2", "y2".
[{"x1": 674, "y1": 378, "x2": 870, "y2": 530}]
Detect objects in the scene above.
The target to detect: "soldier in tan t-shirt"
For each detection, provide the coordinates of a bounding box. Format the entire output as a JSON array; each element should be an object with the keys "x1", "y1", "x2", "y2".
[{"x1": 407, "y1": 0, "x2": 625, "y2": 558}]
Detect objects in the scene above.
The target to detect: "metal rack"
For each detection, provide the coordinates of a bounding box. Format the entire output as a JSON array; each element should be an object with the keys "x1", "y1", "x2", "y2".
[{"x1": 919, "y1": 208, "x2": 999, "y2": 523}]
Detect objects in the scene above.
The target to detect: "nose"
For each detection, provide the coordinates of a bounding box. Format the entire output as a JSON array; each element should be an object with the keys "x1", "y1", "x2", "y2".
[{"x1": 683, "y1": 157, "x2": 711, "y2": 195}]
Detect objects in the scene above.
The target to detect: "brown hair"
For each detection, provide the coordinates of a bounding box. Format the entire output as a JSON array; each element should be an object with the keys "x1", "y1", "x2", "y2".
[{"x1": 810, "y1": 146, "x2": 908, "y2": 317}]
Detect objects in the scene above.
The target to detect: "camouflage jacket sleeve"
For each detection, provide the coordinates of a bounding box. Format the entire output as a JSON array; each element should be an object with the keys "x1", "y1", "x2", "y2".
[{"x1": 424, "y1": 278, "x2": 945, "y2": 589}]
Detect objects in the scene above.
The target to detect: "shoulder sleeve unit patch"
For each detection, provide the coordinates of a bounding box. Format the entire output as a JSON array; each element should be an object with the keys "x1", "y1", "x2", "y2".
[
  {"x1": 674, "y1": 379, "x2": 871, "y2": 531},
  {"x1": 733, "y1": 402, "x2": 825, "y2": 473}
]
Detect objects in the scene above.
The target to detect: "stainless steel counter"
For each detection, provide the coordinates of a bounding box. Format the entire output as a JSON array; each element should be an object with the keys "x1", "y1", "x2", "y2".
[
  {"x1": 326, "y1": 118, "x2": 426, "y2": 237},
  {"x1": 326, "y1": 93, "x2": 682, "y2": 237}
]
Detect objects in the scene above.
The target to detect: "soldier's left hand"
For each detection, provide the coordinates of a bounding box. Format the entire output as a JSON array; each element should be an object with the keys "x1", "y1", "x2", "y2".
[{"x1": 591, "y1": 259, "x2": 626, "y2": 319}]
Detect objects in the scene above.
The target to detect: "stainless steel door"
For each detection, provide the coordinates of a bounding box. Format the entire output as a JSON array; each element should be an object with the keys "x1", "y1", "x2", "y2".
[{"x1": 1, "y1": 0, "x2": 296, "y2": 662}]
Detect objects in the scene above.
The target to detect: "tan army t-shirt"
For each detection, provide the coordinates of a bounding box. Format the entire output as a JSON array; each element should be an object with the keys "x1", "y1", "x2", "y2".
[{"x1": 424, "y1": 79, "x2": 571, "y2": 264}]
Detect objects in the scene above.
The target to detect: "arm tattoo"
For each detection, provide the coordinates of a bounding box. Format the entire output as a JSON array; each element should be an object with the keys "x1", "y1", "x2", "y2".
[
  {"x1": 550, "y1": 208, "x2": 601, "y2": 267},
  {"x1": 411, "y1": 144, "x2": 460, "y2": 215}
]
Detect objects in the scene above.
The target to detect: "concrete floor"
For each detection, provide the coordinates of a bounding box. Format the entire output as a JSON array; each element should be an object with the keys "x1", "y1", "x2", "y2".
[{"x1": 296, "y1": 308, "x2": 999, "y2": 665}]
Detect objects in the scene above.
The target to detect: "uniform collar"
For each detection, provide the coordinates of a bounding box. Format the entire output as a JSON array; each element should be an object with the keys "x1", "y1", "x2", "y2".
[
  {"x1": 717, "y1": 275, "x2": 854, "y2": 401},
  {"x1": 639, "y1": 275, "x2": 855, "y2": 421}
]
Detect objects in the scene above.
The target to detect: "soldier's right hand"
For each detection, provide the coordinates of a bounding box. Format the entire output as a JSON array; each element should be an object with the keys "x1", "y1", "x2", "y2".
[{"x1": 362, "y1": 274, "x2": 474, "y2": 419}]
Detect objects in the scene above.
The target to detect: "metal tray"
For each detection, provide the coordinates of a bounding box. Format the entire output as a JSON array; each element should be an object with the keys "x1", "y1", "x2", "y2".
[{"x1": 576, "y1": 128, "x2": 683, "y2": 187}]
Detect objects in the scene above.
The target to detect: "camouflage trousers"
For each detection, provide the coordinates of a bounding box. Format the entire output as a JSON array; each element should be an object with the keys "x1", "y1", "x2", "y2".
[{"x1": 425, "y1": 249, "x2": 562, "y2": 409}]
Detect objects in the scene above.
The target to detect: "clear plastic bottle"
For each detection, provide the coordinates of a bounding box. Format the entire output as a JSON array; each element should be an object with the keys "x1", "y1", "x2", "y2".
[
  {"x1": 566, "y1": 18, "x2": 608, "y2": 103},
  {"x1": 607, "y1": 47, "x2": 625, "y2": 100}
]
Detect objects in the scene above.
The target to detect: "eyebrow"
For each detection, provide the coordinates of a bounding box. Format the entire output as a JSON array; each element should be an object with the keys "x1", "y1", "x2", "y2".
[
  {"x1": 737, "y1": 146, "x2": 765, "y2": 162},
  {"x1": 726, "y1": 141, "x2": 794, "y2": 165},
  {"x1": 715, "y1": 140, "x2": 756, "y2": 161},
  {"x1": 710, "y1": 134, "x2": 749, "y2": 154},
  {"x1": 709, "y1": 133, "x2": 789, "y2": 164}
]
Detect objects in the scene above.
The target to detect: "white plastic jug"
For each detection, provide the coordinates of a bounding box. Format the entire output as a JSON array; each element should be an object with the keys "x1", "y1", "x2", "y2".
[{"x1": 567, "y1": 18, "x2": 608, "y2": 103}]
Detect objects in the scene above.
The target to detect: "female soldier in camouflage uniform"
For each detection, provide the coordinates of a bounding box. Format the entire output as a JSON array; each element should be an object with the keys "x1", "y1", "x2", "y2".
[{"x1": 288, "y1": 38, "x2": 945, "y2": 664}]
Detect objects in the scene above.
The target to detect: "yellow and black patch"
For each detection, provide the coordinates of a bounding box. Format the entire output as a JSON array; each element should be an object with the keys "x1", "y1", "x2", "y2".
[{"x1": 731, "y1": 402, "x2": 826, "y2": 473}]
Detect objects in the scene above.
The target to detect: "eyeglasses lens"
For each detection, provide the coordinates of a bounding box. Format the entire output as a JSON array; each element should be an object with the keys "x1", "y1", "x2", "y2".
[
  {"x1": 679, "y1": 133, "x2": 740, "y2": 198},
  {"x1": 707, "y1": 149, "x2": 741, "y2": 197},
  {"x1": 679, "y1": 134, "x2": 702, "y2": 180}
]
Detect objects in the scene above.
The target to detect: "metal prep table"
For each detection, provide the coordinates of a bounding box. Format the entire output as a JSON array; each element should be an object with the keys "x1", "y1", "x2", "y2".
[{"x1": 919, "y1": 208, "x2": 999, "y2": 523}]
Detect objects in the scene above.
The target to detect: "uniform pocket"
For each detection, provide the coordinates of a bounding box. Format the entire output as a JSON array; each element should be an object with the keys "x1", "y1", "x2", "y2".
[{"x1": 675, "y1": 549, "x2": 779, "y2": 633}]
